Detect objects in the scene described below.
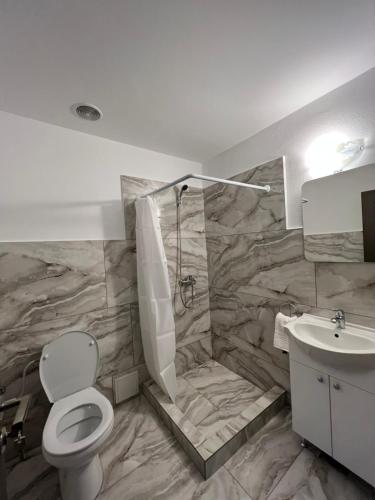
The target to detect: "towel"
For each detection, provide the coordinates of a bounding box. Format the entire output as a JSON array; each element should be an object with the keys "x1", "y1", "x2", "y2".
[{"x1": 273, "y1": 312, "x2": 297, "y2": 352}]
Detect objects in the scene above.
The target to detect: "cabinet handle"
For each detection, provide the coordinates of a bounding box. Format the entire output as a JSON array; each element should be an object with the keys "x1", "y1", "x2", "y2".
[
  {"x1": 333, "y1": 383, "x2": 340, "y2": 390},
  {"x1": 317, "y1": 376, "x2": 324, "y2": 383}
]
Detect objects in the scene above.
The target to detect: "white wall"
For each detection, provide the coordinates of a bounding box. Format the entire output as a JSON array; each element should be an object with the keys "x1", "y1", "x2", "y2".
[
  {"x1": 203, "y1": 67, "x2": 375, "y2": 228},
  {"x1": 0, "y1": 111, "x2": 201, "y2": 241}
]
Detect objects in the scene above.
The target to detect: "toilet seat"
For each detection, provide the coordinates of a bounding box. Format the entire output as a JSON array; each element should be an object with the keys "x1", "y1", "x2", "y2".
[
  {"x1": 43, "y1": 386, "x2": 113, "y2": 458},
  {"x1": 40, "y1": 331, "x2": 100, "y2": 403}
]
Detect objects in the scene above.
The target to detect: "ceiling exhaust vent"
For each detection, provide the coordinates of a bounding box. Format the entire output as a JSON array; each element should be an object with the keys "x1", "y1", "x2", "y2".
[{"x1": 71, "y1": 103, "x2": 102, "y2": 121}]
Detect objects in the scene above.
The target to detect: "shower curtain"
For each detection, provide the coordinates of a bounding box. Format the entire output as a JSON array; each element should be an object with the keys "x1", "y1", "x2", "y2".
[{"x1": 135, "y1": 196, "x2": 177, "y2": 402}]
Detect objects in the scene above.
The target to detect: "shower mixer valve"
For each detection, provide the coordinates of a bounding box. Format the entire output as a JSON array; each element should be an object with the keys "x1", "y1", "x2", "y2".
[{"x1": 179, "y1": 275, "x2": 196, "y2": 287}]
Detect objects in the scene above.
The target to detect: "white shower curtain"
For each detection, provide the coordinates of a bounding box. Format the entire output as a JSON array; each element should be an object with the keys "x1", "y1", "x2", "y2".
[{"x1": 135, "y1": 196, "x2": 177, "y2": 402}]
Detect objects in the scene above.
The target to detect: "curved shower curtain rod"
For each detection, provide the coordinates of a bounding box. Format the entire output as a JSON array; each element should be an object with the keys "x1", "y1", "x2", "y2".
[{"x1": 141, "y1": 173, "x2": 271, "y2": 198}]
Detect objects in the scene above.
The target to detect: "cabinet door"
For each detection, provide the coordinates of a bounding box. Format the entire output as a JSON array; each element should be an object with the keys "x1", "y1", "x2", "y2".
[
  {"x1": 290, "y1": 360, "x2": 332, "y2": 455},
  {"x1": 331, "y1": 377, "x2": 375, "y2": 487}
]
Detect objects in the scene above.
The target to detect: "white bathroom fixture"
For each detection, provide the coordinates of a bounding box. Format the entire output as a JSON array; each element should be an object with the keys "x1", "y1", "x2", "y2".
[
  {"x1": 286, "y1": 313, "x2": 375, "y2": 355},
  {"x1": 71, "y1": 103, "x2": 103, "y2": 121},
  {"x1": 141, "y1": 172, "x2": 271, "y2": 198},
  {"x1": 287, "y1": 313, "x2": 375, "y2": 487},
  {"x1": 40, "y1": 331, "x2": 114, "y2": 500}
]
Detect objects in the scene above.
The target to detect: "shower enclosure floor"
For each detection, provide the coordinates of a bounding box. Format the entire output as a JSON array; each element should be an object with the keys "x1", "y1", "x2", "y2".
[{"x1": 143, "y1": 360, "x2": 286, "y2": 478}]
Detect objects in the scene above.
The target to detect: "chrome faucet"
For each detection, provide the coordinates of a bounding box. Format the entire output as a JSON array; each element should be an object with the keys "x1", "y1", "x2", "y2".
[{"x1": 331, "y1": 310, "x2": 345, "y2": 330}]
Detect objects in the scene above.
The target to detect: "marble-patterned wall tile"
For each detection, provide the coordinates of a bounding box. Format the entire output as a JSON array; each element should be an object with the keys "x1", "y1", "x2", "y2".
[
  {"x1": 175, "y1": 335, "x2": 212, "y2": 376},
  {"x1": 304, "y1": 231, "x2": 364, "y2": 263},
  {"x1": 121, "y1": 175, "x2": 206, "y2": 240},
  {"x1": 212, "y1": 334, "x2": 290, "y2": 392},
  {"x1": 104, "y1": 237, "x2": 209, "y2": 311},
  {"x1": 0, "y1": 241, "x2": 106, "y2": 330},
  {"x1": 210, "y1": 288, "x2": 290, "y2": 371},
  {"x1": 1, "y1": 306, "x2": 135, "y2": 398},
  {"x1": 204, "y1": 157, "x2": 285, "y2": 236},
  {"x1": 207, "y1": 229, "x2": 316, "y2": 306},
  {"x1": 165, "y1": 238, "x2": 209, "y2": 293},
  {"x1": 316, "y1": 262, "x2": 375, "y2": 318},
  {"x1": 174, "y1": 287, "x2": 211, "y2": 346},
  {"x1": 104, "y1": 239, "x2": 138, "y2": 307}
]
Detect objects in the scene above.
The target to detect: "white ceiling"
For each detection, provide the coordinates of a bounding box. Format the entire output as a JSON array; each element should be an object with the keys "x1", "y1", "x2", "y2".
[{"x1": 0, "y1": 1, "x2": 374, "y2": 162}]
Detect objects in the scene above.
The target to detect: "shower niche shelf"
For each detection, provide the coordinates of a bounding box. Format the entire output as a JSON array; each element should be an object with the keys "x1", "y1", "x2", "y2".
[{"x1": 143, "y1": 360, "x2": 286, "y2": 478}]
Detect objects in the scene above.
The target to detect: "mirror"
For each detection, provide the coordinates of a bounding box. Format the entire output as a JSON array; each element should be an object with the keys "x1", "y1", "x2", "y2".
[{"x1": 302, "y1": 162, "x2": 375, "y2": 262}]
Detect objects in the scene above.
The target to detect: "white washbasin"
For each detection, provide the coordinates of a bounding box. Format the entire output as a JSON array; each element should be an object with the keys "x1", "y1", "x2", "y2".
[{"x1": 286, "y1": 314, "x2": 375, "y2": 355}]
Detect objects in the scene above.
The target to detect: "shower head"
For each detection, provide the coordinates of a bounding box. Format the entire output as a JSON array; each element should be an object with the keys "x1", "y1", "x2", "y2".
[{"x1": 177, "y1": 184, "x2": 189, "y2": 206}]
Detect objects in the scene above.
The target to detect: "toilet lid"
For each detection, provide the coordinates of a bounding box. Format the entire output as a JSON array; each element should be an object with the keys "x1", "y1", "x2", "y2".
[{"x1": 39, "y1": 331, "x2": 99, "y2": 403}]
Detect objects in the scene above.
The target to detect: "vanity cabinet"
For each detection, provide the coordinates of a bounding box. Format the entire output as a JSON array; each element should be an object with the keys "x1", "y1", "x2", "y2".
[
  {"x1": 290, "y1": 361, "x2": 332, "y2": 455},
  {"x1": 290, "y1": 358, "x2": 375, "y2": 487},
  {"x1": 330, "y1": 377, "x2": 375, "y2": 486}
]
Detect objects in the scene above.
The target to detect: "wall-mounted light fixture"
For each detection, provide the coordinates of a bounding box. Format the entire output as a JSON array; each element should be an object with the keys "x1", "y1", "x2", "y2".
[{"x1": 305, "y1": 132, "x2": 365, "y2": 178}]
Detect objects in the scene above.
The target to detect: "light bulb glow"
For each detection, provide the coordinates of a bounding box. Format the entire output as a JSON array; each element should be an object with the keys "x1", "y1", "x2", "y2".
[{"x1": 305, "y1": 132, "x2": 348, "y2": 178}]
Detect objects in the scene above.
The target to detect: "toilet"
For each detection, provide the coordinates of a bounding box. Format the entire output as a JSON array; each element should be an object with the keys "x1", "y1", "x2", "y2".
[{"x1": 40, "y1": 331, "x2": 114, "y2": 500}]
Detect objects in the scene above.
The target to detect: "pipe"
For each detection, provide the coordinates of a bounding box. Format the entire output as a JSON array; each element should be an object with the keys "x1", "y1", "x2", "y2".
[{"x1": 141, "y1": 173, "x2": 270, "y2": 198}]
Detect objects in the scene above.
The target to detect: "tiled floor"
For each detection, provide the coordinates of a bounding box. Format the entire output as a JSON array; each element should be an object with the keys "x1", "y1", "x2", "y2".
[
  {"x1": 143, "y1": 360, "x2": 286, "y2": 478},
  {"x1": 6, "y1": 394, "x2": 375, "y2": 500}
]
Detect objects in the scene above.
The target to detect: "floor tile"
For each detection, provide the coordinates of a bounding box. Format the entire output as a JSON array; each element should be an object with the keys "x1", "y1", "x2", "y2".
[
  {"x1": 226, "y1": 408, "x2": 301, "y2": 500},
  {"x1": 6, "y1": 449, "x2": 59, "y2": 500},
  {"x1": 100, "y1": 395, "x2": 175, "y2": 490},
  {"x1": 175, "y1": 376, "x2": 216, "y2": 426},
  {"x1": 266, "y1": 448, "x2": 375, "y2": 500},
  {"x1": 99, "y1": 439, "x2": 252, "y2": 500}
]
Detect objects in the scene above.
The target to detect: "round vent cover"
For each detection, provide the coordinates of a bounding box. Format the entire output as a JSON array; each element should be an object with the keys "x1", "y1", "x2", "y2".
[{"x1": 72, "y1": 103, "x2": 102, "y2": 121}]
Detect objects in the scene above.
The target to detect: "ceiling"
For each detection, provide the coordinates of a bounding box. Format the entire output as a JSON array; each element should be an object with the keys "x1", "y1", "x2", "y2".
[{"x1": 0, "y1": 1, "x2": 374, "y2": 162}]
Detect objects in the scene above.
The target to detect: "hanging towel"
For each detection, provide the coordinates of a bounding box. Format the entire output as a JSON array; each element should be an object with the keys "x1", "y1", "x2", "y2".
[
  {"x1": 273, "y1": 312, "x2": 297, "y2": 353},
  {"x1": 135, "y1": 196, "x2": 177, "y2": 402}
]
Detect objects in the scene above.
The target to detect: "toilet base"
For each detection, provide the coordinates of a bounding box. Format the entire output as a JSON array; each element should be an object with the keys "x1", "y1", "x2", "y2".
[{"x1": 59, "y1": 454, "x2": 103, "y2": 500}]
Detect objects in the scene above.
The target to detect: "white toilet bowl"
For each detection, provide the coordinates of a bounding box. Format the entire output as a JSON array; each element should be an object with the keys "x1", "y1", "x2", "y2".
[{"x1": 40, "y1": 331, "x2": 114, "y2": 500}]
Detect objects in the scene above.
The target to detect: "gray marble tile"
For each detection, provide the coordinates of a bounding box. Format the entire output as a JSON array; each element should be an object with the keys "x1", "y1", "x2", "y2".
[
  {"x1": 6, "y1": 448, "x2": 60, "y2": 500},
  {"x1": 175, "y1": 335, "x2": 212, "y2": 376},
  {"x1": 267, "y1": 448, "x2": 375, "y2": 500},
  {"x1": 207, "y1": 229, "x2": 316, "y2": 306},
  {"x1": 304, "y1": 231, "x2": 364, "y2": 263},
  {"x1": 104, "y1": 239, "x2": 138, "y2": 307},
  {"x1": 99, "y1": 438, "x2": 251, "y2": 500},
  {"x1": 174, "y1": 287, "x2": 211, "y2": 346},
  {"x1": 165, "y1": 237, "x2": 209, "y2": 294},
  {"x1": 100, "y1": 395, "x2": 175, "y2": 491},
  {"x1": 183, "y1": 359, "x2": 244, "y2": 391},
  {"x1": 184, "y1": 360, "x2": 264, "y2": 414},
  {"x1": 210, "y1": 288, "x2": 290, "y2": 371},
  {"x1": 0, "y1": 306, "x2": 134, "y2": 395},
  {"x1": 226, "y1": 409, "x2": 301, "y2": 500},
  {"x1": 146, "y1": 376, "x2": 216, "y2": 428},
  {"x1": 204, "y1": 157, "x2": 285, "y2": 236},
  {"x1": 192, "y1": 463, "x2": 252, "y2": 499},
  {"x1": 143, "y1": 381, "x2": 207, "y2": 450},
  {"x1": 121, "y1": 175, "x2": 205, "y2": 240},
  {"x1": 0, "y1": 241, "x2": 106, "y2": 330},
  {"x1": 316, "y1": 262, "x2": 375, "y2": 319},
  {"x1": 212, "y1": 334, "x2": 290, "y2": 391},
  {"x1": 196, "y1": 386, "x2": 285, "y2": 461},
  {"x1": 103, "y1": 237, "x2": 209, "y2": 308}
]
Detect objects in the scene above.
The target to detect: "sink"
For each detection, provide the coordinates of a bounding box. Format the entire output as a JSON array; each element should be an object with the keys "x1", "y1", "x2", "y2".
[{"x1": 286, "y1": 314, "x2": 375, "y2": 355}]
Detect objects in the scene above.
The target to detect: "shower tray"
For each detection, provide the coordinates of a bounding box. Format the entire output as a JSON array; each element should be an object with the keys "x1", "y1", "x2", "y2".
[{"x1": 143, "y1": 360, "x2": 286, "y2": 478}]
